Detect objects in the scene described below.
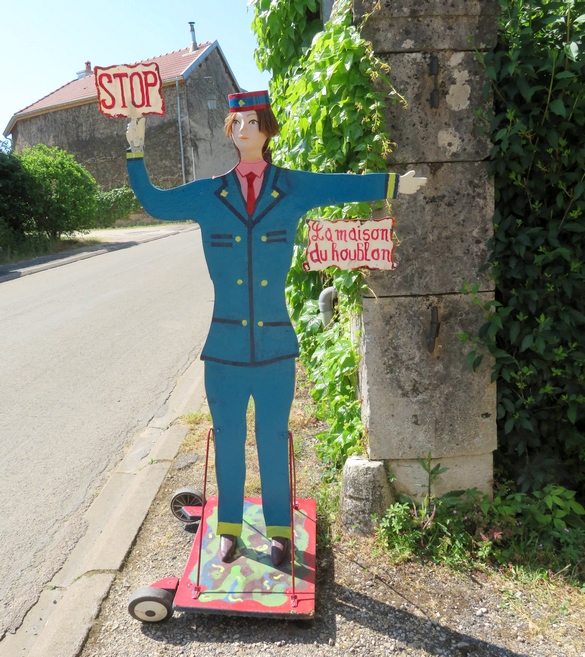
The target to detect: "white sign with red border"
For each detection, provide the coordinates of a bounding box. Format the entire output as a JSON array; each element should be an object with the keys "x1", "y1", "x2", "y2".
[
  {"x1": 94, "y1": 63, "x2": 165, "y2": 118},
  {"x1": 303, "y1": 217, "x2": 396, "y2": 271}
]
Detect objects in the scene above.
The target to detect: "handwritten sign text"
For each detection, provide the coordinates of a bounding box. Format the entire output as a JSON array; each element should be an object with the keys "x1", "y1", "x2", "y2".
[
  {"x1": 94, "y1": 63, "x2": 165, "y2": 118},
  {"x1": 303, "y1": 217, "x2": 396, "y2": 271}
]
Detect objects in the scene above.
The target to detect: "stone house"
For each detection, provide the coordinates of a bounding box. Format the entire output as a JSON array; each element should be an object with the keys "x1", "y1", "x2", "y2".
[{"x1": 4, "y1": 28, "x2": 241, "y2": 190}]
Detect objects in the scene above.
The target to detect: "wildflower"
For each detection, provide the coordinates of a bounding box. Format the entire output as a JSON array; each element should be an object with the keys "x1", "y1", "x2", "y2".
[{"x1": 564, "y1": 528, "x2": 570, "y2": 533}]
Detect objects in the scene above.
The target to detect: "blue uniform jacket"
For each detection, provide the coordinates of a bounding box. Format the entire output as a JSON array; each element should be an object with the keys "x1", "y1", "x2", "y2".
[{"x1": 127, "y1": 157, "x2": 398, "y2": 367}]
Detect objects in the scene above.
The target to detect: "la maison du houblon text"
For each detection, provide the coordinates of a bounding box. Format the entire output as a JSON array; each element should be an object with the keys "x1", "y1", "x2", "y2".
[{"x1": 303, "y1": 217, "x2": 396, "y2": 271}]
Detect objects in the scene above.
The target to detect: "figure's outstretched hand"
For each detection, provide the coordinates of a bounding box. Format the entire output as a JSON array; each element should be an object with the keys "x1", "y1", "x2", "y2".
[
  {"x1": 398, "y1": 170, "x2": 427, "y2": 194},
  {"x1": 126, "y1": 117, "x2": 146, "y2": 152}
]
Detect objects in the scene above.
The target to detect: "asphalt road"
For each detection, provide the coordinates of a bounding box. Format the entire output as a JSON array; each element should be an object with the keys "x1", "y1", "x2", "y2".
[{"x1": 0, "y1": 228, "x2": 213, "y2": 637}]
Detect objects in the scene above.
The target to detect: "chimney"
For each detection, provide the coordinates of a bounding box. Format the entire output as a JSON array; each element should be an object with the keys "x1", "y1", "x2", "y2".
[
  {"x1": 76, "y1": 60, "x2": 92, "y2": 79},
  {"x1": 189, "y1": 22, "x2": 197, "y2": 52}
]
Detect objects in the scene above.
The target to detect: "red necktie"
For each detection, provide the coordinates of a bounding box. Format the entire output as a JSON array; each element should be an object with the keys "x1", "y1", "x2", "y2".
[{"x1": 245, "y1": 171, "x2": 256, "y2": 215}]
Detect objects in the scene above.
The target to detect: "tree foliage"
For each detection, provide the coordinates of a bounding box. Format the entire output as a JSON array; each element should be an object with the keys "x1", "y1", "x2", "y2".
[
  {"x1": 20, "y1": 144, "x2": 98, "y2": 239},
  {"x1": 470, "y1": 0, "x2": 585, "y2": 493},
  {"x1": 95, "y1": 186, "x2": 141, "y2": 228},
  {"x1": 0, "y1": 150, "x2": 39, "y2": 241}
]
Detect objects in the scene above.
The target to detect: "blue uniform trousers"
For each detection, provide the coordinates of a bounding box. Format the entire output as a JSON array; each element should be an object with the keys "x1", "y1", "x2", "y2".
[{"x1": 204, "y1": 358, "x2": 296, "y2": 539}]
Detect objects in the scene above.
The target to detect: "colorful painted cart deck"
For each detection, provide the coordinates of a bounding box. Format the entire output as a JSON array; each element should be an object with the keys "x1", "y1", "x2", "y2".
[{"x1": 173, "y1": 496, "x2": 316, "y2": 618}]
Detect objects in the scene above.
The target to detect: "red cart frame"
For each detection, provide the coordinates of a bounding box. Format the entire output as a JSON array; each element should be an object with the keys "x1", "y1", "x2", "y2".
[{"x1": 130, "y1": 429, "x2": 316, "y2": 621}]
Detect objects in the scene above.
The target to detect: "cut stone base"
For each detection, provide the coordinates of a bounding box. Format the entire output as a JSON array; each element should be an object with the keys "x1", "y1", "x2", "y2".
[{"x1": 341, "y1": 456, "x2": 394, "y2": 534}]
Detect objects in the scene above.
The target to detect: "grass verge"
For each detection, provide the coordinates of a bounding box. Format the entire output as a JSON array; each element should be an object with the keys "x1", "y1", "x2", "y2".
[{"x1": 0, "y1": 235, "x2": 102, "y2": 266}]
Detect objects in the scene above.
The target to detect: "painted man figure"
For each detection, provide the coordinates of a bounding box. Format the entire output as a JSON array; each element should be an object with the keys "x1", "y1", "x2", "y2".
[{"x1": 126, "y1": 91, "x2": 426, "y2": 567}]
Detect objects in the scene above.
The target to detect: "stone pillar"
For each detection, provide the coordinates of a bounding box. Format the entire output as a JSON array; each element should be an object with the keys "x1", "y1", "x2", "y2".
[
  {"x1": 341, "y1": 457, "x2": 394, "y2": 534},
  {"x1": 354, "y1": 0, "x2": 500, "y2": 500}
]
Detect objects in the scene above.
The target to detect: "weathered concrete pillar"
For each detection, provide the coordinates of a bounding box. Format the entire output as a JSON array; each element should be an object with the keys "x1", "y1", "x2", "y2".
[
  {"x1": 341, "y1": 457, "x2": 394, "y2": 534},
  {"x1": 354, "y1": 0, "x2": 500, "y2": 500}
]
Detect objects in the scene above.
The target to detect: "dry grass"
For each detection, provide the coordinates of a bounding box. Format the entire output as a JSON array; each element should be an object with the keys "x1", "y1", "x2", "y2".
[{"x1": 0, "y1": 236, "x2": 103, "y2": 266}]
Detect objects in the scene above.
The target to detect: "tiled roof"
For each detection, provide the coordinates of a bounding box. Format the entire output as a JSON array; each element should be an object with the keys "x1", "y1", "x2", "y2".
[{"x1": 6, "y1": 42, "x2": 214, "y2": 132}]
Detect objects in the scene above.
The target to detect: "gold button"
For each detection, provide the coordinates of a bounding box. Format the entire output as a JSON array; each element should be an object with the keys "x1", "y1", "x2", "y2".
[
  {"x1": 235, "y1": 236, "x2": 241, "y2": 242},
  {"x1": 237, "y1": 279, "x2": 243, "y2": 285},
  {"x1": 258, "y1": 321, "x2": 264, "y2": 327},
  {"x1": 241, "y1": 320, "x2": 248, "y2": 326},
  {"x1": 261, "y1": 236, "x2": 267, "y2": 242},
  {"x1": 261, "y1": 280, "x2": 268, "y2": 286}
]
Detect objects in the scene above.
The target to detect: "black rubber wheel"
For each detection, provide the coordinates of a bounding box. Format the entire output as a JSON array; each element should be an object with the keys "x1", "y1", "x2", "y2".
[
  {"x1": 128, "y1": 587, "x2": 174, "y2": 623},
  {"x1": 170, "y1": 487, "x2": 204, "y2": 522}
]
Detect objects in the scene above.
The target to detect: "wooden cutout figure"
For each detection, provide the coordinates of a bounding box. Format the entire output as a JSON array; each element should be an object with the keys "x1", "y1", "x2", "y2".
[{"x1": 126, "y1": 90, "x2": 426, "y2": 567}]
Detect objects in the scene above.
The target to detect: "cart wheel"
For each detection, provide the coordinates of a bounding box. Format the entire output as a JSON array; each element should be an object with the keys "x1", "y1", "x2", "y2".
[
  {"x1": 128, "y1": 587, "x2": 174, "y2": 623},
  {"x1": 170, "y1": 487, "x2": 204, "y2": 522}
]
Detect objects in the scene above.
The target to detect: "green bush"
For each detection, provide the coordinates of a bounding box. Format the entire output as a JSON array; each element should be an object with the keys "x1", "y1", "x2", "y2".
[
  {"x1": 466, "y1": 1, "x2": 585, "y2": 494},
  {"x1": 20, "y1": 144, "x2": 98, "y2": 239},
  {"x1": 0, "y1": 219, "x2": 13, "y2": 255},
  {"x1": 0, "y1": 149, "x2": 39, "y2": 240},
  {"x1": 377, "y1": 479, "x2": 585, "y2": 580},
  {"x1": 295, "y1": 299, "x2": 364, "y2": 465},
  {"x1": 95, "y1": 186, "x2": 141, "y2": 228}
]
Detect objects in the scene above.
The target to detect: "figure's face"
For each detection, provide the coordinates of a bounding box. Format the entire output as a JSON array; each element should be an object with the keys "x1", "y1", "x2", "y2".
[{"x1": 231, "y1": 111, "x2": 267, "y2": 160}]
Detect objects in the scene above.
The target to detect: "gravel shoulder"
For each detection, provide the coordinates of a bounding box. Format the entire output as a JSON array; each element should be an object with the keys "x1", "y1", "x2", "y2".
[{"x1": 79, "y1": 368, "x2": 585, "y2": 657}]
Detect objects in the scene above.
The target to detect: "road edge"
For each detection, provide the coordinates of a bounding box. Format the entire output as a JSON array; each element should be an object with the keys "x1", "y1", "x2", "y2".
[
  {"x1": 0, "y1": 225, "x2": 198, "y2": 284},
  {"x1": 0, "y1": 356, "x2": 206, "y2": 657}
]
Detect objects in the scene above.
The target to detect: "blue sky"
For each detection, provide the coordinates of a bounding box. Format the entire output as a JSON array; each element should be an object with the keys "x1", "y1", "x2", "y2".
[{"x1": 1, "y1": 0, "x2": 270, "y2": 137}]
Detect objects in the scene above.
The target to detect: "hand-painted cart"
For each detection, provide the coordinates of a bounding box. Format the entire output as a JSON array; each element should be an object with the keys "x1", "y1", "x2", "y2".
[{"x1": 127, "y1": 430, "x2": 316, "y2": 622}]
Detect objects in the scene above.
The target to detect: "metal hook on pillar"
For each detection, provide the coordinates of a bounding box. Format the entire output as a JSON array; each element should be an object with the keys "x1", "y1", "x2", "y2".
[{"x1": 319, "y1": 286, "x2": 338, "y2": 327}]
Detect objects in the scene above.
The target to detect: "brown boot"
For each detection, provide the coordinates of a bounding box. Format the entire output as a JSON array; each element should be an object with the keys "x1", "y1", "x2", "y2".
[
  {"x1": 271, "y1": 536, "x2": 289, "y2": 567},
  {"x1": 219, "y1": 534, "x2": 237, "y2": 562}
]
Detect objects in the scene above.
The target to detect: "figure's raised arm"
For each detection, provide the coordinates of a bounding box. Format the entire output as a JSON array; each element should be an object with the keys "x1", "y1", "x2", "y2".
[{"x1": 125, "y1": 118, "x2": 212, "y2": 222}]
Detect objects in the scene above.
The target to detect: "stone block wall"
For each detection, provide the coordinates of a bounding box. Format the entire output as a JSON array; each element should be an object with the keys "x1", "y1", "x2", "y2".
[
  {"x1": 183, "y1": 49, "x2": 240, "y2": 180},
  {"x1": 353, "y1": 0, "x2": 500, "y2": 500}
]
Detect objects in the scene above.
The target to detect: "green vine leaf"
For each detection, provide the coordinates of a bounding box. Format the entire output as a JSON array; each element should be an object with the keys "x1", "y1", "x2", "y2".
[
  {"x1": 250, "y1": 0, "x2": 399, "y2": 468},
  {"x1": 549, "y1": 98, "x2": 566, "y2": 116},
  {"x1": 471, "y1": 0, "x2": 585, "y2": 493}
]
